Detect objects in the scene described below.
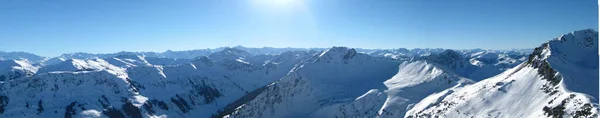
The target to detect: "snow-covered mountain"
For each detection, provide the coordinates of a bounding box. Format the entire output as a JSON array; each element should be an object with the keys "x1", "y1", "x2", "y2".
[
  {"x1": 207, "y1": 48, "x2": 254, "y2": 62},
  {"x1": 0, "y1": 29, "x2": 594, "y2": 118},
  {"x1": 232, "y1": 46, "x2": 326, "y2": 56},
  {"x1": 2, "y1": 45, "x2": 530, "y2": 69},
  {"x1": 0, "y1": 47, "x2": 320, "y2": 118},
  {"x1": 226, "y1": 47, "x2": 474, "y2": 118},
  {"x1": 406, "y1": 29, "x2": 599, "y2": 118},
  {"x1": 55, "y1": 49, "x2": 220, "y2": 60},
  {"x1": 0, "y1": 59, "x2": 38, "y2": 81},
  {"x1": 0, "y1": 52, "x2": 47, "y2": 64},
  {"x1": 367, "y1": 48, "x2": 529, "y2": 81},
  {"x1": 367, "y1": 48, "x2": 446, "y2": 60},
  {"x1": 227, "y1": 47, "x2": 401, "y2": 118},
  {"x1": 411, "y1": 49, "x2": 528, "y2": 81}
]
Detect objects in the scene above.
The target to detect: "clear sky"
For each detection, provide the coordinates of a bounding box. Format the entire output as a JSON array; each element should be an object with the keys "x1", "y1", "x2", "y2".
[{"x1": 0, "y1": 0, "x2": 597, "y2": 56}]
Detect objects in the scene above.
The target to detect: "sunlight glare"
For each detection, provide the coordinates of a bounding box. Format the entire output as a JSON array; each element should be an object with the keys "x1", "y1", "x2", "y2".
[{"x1": 250, "y1": 0, "x2": 304, "y2": 9}]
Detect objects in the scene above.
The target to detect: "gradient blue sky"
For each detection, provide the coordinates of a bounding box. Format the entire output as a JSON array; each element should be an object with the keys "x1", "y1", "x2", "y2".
[{"x1": 0, "y1": 0, "x2": 597, "y2": 56}]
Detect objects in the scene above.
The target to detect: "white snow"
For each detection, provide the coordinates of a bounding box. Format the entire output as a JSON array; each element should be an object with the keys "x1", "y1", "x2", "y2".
[
  {"x1": 406, "y1": 29, "x2": 599, "y2": 118},
  {"x1": 0, "y1": 29, "x2": 595, "y2": 118}
]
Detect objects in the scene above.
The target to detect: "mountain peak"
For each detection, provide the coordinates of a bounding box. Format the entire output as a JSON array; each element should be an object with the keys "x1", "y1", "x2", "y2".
[
  {"x1": 439, "y1": 49, "x2": 461, "y2": 58},
  {"x1": 0, "y1": 59, "x2": 37, "y2": 81},
  {"x1": 37, "y1": 58, "x2": 120, "y2": 73},
  {"x1": 312, "y1": 47, "x2": 360, "y2": 63},
  {"x1": 208, "y1": 47, "x2": 253, "y2": 61},
  {"x1": 233, "y1": 45, "x2": 246, "y2": 49},
  {"x1": 407, "y1": 29, "x2": 599, "y2": 118},
  {"x1": 526, "y1": 29, "x2": 598, "y2": 97},
  {"x1": 318, "y1": 47, "x2": 351, "y2": 57},
  {"x1": 219, "y1": 47, "x2": 252, "y2": 56},
  {"x1": 114, "y1": 53, "x2": 143, "y2": 59},
  {"x1": 528, "y1": 29, "x2": 598, "y2": 65},
  {"x1": 191, "y1": 56, "x2": 214, "y2": 66},
  {"x1": 555, "y1": 29, "x2": 597, "y2": 49},
  {"x1": 426, "y1": 49, "x2": 464, "y2": 63},
  {"x1": 0, "y1": 51, "x2": 47, "y2": 63}
]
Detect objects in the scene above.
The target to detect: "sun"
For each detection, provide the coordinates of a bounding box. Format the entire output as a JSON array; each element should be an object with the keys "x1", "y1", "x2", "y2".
[
  {"x1": 250, "y1": 0, "x2": 304, "y2": 9},
  {"x1": 267, "y1": 0, "x2": 299, "y2": 6}
]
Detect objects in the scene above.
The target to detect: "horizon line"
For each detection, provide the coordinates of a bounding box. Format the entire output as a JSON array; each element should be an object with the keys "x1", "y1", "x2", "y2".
[{"x1": 0, "y1": 45, "x2": 534, "y2": 58}]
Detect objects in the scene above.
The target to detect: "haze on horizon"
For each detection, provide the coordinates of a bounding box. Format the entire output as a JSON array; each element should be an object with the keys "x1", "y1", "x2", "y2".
[{"x1": 0, "y1": 0, "x2": 597, "y2": 56}]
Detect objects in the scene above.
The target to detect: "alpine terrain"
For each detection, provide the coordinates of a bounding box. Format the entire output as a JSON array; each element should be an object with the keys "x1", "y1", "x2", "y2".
[{"x1": 0, "y1": 29, "x2": 596, "y2": 118}]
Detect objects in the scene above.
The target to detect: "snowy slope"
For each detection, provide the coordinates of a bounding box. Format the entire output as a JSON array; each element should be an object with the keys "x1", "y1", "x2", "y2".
[
  {"x1": 226, "y1": 47, "x2": 473, "y2": 118},
  {"x1": 0, "y1": 59, "x2": 38, "y2": 81},
  {"x1": 406, "y1": 29, "x2": 599, "y2": 118},
  {"x1": 208, "y1": 47, "x2": 254, "y2": 62},
  {"x1": 0, "y1": 48, "x2": 318, "y2": 118},
  {"x1": 409, "y1": 49, "x2": 528, "y2": 81},
  {"x1": 37, "y1": 58, "x2": 118, "y2": 74},
  {"x1": 307, "y1": 60, "x2": 473, "y2": 118},
  {"x1": 465, "y1": 50, "x2": 528, "y2": 79},
  {"x1": 227, "y1": 47, "x2": 401, "y2": 118},
  {"x1": 43, "y1": 54, "x2": 190, "y2": 69},
  {"x1": 0, "y1": 59, "x2": 133, "y2": 118},
  {"x1": 376, "y1": 61, "x2": 473, "y2": 118},
  {"x1": 104, "y1": 54, "x2": 152, "y2": 68},
  {"x1": 0, "y1": 51, "x2": 47, "y2": 64},
  {"x1": 0, "y1": 29, "x2": 595, "y2": 118},
  {"x1": 368, "y1": 48, "x2": 528, "y2": 81},
  {"x1": 125, "y1": 49, "x2": 315, "y2": 117}
]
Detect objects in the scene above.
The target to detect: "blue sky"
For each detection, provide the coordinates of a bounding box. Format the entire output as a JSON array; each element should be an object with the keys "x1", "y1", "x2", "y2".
[{"x1": 0, "y1": 0, "x2": 597, "y2": 56}]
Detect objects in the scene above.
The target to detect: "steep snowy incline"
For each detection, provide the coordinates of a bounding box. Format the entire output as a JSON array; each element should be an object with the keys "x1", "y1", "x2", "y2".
[
  {"x1": 406, "y1": 29, "x2": 599, "y2": 118},
  {"x1": 544, "y1": 29, "x2": 598, "y2": 97},
  {"x1": 104, "y1": 54, "x2": 152, "y2": 68},
  {"x1": 228, "y1": 47, "x2": 401, "y2": 118},
  {"x1": 465, "y1": 50, "x2": 528, "y2": 80},
  {"x1": 37, "y1": 58, "x2": 121, "y2": 74},
  {"x1": 0, "y1": 60, "x2": 134, "y2": 118},
  {"x1": 226, "y1": 47, "x2": 477, "y2": 118},
  {"x1": 414, "y1": 49, "x2": 528, "y2": 81},
  {"x1": 0, "y1": 59, "x2": 38, "y2": 81},
  {"x1": 369, "y1": 48, "x2": 529, "y2": 81},
  {"x1": 307, "y1": 60, "x2": 472, "y2": 118},
  {"x1": 376, "y1": 61, "x2": 473, "y2": 118},
  {"x1": 0, "y1": 49, "x2": 318, "y2": 118},
  {"x1": 120, "y1": 50, "x2": 317, "y2": 117}
]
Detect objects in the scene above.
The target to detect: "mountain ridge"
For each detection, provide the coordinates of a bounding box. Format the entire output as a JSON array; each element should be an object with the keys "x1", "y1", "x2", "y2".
[
  {"x1": 406, "y1": 29, "x2": 599, "y2": 118},
  {"x1": 0, "y1": 29, "x2": 593, "y2": 118}
]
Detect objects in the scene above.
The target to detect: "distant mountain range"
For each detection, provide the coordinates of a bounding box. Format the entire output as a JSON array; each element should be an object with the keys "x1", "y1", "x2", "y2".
[
  {"x1": 0, "y1": 46, "x2": 531, "y2": 64},
  {"x1": 0, "y1": 29, "x2": 595, "y2": 118}
]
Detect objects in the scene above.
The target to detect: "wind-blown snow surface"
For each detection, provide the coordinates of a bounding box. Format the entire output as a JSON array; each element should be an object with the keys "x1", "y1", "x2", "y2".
[{"x1": 406, "y1": 29, "x2": 599, "y2": 118}]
